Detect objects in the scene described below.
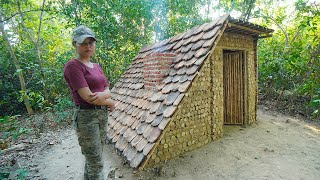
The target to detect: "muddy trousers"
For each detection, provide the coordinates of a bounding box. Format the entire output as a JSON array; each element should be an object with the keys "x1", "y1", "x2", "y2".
[{"x1": 73, "y1": 108, "x2": 108, "y2": 180}]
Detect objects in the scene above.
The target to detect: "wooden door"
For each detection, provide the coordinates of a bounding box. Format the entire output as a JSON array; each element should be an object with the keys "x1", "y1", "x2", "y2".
[{"x1": 223, "y1": 51, "x2": 244, "y2": 125}]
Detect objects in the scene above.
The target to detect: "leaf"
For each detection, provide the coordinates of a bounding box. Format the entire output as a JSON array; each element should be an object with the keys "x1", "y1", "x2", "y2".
[
  {"x1": 312, "y1": 99, "x2": 320, "y2": 103},
  {"x1": 16, "y1": 69, "x2": 23, "y2": 73}
]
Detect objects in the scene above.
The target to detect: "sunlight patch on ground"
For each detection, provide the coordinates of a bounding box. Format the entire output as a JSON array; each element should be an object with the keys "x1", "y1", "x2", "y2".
[
  {"x1": 304, "y1": 124, "x2": 320, "y2": 134},
  {"x1": 271, "y1": 121, "x2": 282, "y2": 126}
]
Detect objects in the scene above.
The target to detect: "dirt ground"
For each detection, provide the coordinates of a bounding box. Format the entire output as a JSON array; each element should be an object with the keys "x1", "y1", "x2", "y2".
[{"x1": 7, "y1": 107, "x2": 320, "y2": 179}]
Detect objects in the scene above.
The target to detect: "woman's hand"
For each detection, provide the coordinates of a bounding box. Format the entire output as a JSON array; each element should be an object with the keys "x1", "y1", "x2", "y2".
[
  {"x1": 88, "y1": 87, "x2": 110, "y2": 102},
  {"x1": 107, "y1": 99, "x2": 115, "y2": 112},
  {"x1": 88, "y1": 92, "x2": 106, "y2": 104}
]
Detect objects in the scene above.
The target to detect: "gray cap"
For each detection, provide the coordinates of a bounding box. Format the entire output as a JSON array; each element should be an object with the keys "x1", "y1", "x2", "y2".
[{"x1": 72, "y1": 25, "x2": 96, "y2": 43}]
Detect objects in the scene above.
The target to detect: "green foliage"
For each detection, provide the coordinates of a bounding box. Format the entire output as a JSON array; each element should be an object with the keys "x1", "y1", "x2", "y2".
[
  {"x1": 15, "y1": 168, "x2": 29, "y2": 179},
  {"x1": 0, "y1": 115, "x2": 30, "y2": 141},
  {"x1": 1, "y1": 0, "x2": 72, "y2": 115},
  {"x1": 0, "y1": 42, "x2": 25, "y2": 115},
  {"x1": 0, "y1": 166, "x2": 10, "y2": 180},
  {"x1": 257, "y1": 0, "x2": 319, "y2": 118},
  {"x1": 0, "y1": 166, "x2": 29, "y2": 180},
  {"x1": 52, "y1": 95, "x2": 73, "y2": 112},
  {"x1": 50, "y1": 95, "x2": 73, "y2": 122},
  {"x1": 18, "y1": 90, "x2": 45, "y2": 110},
  {"x1": 310, "y1": 99, "x2": 320, "y2": 117}
]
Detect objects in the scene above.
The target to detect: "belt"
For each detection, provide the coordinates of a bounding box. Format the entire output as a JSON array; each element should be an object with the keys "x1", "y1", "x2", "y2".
[{"x1": 77, "y1": 104, "x2": 104, "y2": 109}]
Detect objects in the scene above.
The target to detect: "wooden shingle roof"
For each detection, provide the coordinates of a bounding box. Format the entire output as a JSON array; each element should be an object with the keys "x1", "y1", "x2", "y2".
[{"x1": 106, "y1": 14, "x2": 271, "y2": 169}]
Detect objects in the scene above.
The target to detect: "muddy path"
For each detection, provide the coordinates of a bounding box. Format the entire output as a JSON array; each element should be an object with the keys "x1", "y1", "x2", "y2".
[{"x1": 17, "y1": 108, "x2": 320, "y2": 179}]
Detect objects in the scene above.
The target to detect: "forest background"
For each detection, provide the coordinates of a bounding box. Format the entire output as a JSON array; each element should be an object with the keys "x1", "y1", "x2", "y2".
[{"x1": 0, "y1": 0, "x2": 319, "y2": 148}]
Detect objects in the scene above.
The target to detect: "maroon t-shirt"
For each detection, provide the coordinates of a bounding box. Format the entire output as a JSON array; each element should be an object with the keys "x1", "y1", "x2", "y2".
[{"x1": 63, "y1": 59, "x2": 108, "y2": 105}]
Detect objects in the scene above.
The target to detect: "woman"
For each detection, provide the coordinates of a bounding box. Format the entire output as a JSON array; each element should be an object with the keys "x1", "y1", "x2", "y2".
[{"x1": 63, "y1": 25, "x2": 115, "y2": 180}]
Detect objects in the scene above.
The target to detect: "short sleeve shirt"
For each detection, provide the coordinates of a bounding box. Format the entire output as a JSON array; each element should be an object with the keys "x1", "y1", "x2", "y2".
[{"x1": 63, "y1": 59, "x2": 108, "y2": 105}]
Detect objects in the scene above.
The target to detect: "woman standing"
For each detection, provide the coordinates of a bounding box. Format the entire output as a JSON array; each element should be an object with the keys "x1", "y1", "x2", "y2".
[{"x1": 64, "y1": 25, "x2": 115, "y2": 180}]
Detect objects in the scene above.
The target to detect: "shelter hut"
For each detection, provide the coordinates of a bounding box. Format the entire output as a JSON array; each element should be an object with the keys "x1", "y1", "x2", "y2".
[{"x1": 106, "y1": 14, "x2": 273, "y2": 171}]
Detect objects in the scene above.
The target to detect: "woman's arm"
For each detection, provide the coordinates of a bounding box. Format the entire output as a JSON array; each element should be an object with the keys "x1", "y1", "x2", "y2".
[
  {"x1": 77, "y1": 87, "x2": 110, "y2": 102},
  {"x1": 77, "y1": 87, "x2": 115, "y2": 111},
  {"x1": 89, "y1": 87, "x2": 111, "y2": 104},
  {"x1": 77, "y1": 87, "x2": 97, "y2": 102}
]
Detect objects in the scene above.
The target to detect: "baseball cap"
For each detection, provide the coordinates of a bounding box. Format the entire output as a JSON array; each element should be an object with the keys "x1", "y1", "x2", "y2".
[{"x1": 72, "y1": 25, "x2": 96, "y2": 44}]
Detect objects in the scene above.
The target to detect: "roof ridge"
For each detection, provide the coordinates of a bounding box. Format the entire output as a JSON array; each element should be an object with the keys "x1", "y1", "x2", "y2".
[{"x1": 138, "y1": 14, "x2": 230, "y2": 55}]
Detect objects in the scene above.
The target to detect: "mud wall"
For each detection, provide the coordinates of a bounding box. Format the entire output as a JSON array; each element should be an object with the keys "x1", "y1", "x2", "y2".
[{"x1": 143, "y1": 55, "x2": 214, "y2": 168}]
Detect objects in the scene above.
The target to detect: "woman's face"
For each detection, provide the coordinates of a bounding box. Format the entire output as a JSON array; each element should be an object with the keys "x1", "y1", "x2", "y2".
[{"x1": 75, "y1": 37, "x2": 96, "y2": 58}]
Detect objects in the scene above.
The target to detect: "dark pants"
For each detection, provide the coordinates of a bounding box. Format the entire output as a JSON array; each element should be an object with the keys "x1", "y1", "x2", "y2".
[{"x1": 73, "y1": 107, "x2": 108, "y2": 180}]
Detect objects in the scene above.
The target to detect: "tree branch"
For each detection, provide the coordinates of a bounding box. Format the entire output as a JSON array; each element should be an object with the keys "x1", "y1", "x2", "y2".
[
  {"x1": 263, "y1": 14, "x2": 289, "y2": 51},
  {"x1": 0, "y1": 9, "x2": 48, "y2": 23},
  {"x1": 240, "y1": 0, "x2": 255, "y2": 22},
  {"x1": 17, "y1": 0, "x2": 49, "y2": 102},
  {"x1": 36, "y1": 0, "x2": 46, "y2": 46},
  {"x1": 71, "y1": 0, "x2": 81, "y2": 26},
  {"x1": 245, "y1": 0, "x2": 255, "y2": 21},
  {"x1": 17, "y1": 0, "x2": 35, "y2": 44},
  {"x1": 289, "y1": 28, "x2": 302, "y2": 46}
]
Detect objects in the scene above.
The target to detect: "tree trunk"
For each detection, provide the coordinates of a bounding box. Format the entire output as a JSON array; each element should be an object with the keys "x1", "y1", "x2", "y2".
[
  {"x1": 17, "y1": 0, "x2": 50, "y2": 103},
  {"x1": 0, "y1": 15, "x2": 33, "y2": 114},
  {"x1": 71, "y1": 0, "x2": 81, "y2": 26},
  {"x1": 240, "y1": 0, "x2": 256, "y2": 22}
]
